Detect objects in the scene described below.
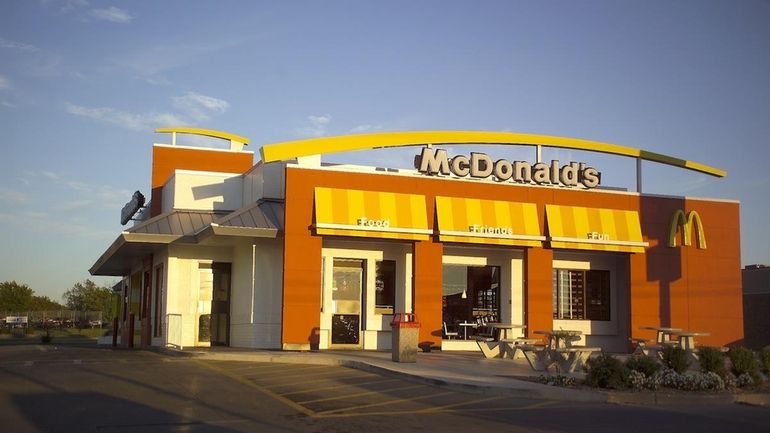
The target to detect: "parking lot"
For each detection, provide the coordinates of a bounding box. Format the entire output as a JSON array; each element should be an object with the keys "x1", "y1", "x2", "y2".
[{"x1": 1, "y1": 345, "x2": 769, "y2": 433}]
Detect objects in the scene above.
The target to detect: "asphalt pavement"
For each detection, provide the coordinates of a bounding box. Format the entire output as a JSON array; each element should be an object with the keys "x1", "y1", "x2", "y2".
[{"x1": 0, "y1": 345, "x2": 769, "y2": 433}]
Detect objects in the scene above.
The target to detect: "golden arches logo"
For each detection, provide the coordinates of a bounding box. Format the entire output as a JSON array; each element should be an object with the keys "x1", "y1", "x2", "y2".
[{"x1": 668, "y1": 210, "x2": 706, "y2": 249}]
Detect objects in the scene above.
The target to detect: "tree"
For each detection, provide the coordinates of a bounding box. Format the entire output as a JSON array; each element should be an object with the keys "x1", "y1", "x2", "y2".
[
  {"x1": 28, "y1": 295, "x2": 65, "y2": 311},
  {"x1": 62, "y1": 279, "x2": 115, "y2": 319},
  {"x1": 0, "y1": 281, "x2": 33, "y2": 312}
]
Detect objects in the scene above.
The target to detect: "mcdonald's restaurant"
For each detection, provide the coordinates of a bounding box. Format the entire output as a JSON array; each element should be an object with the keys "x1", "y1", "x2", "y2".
[{"x1": 90, "y1": 128, "x2": 743, "y2": 353}]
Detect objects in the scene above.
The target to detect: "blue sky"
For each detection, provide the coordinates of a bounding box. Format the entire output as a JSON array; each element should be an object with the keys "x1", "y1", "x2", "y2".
[{"x1": 1, "y1": 1, "x2": 769, "y2": 300}]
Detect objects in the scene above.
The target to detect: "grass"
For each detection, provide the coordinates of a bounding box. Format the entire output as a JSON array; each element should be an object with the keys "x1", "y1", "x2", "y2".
[{"x1": 0, "y1": 327, "x2": 109, "y2": 345}]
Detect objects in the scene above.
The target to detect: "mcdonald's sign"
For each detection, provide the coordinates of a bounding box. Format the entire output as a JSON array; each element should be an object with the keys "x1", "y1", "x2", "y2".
[{"x1": 668, "y1": 210, "x2": 706, "y2": 249}]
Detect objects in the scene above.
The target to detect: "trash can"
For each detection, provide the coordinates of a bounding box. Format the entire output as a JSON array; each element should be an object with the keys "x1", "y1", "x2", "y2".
[{"x1": 390, "y1": 313, "x2": 420, "y2": 363}]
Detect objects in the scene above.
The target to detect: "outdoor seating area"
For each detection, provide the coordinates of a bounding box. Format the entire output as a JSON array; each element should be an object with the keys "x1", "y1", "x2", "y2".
[
  {"x1": 634, "y1": 326, "x2": 714, "y2": 361},
  {"x1": 474, "y1": 326, "x2": 602, "y2": 373}
]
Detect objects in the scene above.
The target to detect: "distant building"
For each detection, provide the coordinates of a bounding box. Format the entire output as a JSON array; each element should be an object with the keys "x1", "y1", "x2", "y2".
[{"x1": 743, "y1": 264, "x2": 770, "y2": 348}]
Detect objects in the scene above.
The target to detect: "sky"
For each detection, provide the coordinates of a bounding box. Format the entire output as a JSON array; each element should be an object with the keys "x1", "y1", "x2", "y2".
[{"x1": 1, "y1": 1, "x2": 769, "y2": 301}]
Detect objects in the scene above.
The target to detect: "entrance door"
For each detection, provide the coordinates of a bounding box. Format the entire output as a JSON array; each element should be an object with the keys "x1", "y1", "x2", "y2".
[
  {"x1": 210, "y1": 263, "x2": 231, "y2": 346},
  {"x1": 331, "y1": 259, "x2": 363, "y2": 345}
]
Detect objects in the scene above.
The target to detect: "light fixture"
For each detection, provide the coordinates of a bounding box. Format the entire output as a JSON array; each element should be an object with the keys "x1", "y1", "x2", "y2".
[{"x1": 461, "y1": 289, "x2": 467, "y2": 299}]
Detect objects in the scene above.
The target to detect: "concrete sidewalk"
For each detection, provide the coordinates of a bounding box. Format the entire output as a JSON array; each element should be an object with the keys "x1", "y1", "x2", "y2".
[{"x1": 158, "y1": 347, "x2": 770, "y2": 407}]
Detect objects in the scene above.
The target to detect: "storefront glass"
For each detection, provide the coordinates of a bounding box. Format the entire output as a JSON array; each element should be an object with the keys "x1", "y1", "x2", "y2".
[
  {"x1": 442, "y1": 265, "x2": 500, "y2": 335},
  {"x1": 375, "y1": 260, "x2": 395, "y2": 315},
  {"x1": 331, "y1": 259, "x2": 363, "y2": 344},
  {"x1": 552, "y1": 269, "x2": 610, "y2": 321}
]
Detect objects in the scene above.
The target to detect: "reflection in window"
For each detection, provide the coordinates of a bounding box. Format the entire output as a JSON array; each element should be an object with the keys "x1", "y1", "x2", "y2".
[
  {"x1": 442, "y1": 265, "x2": 500, "y2": 332},
  {"x1": 375, "y1": 260, "x2": 395, "y2": 315},
  {"x1": 331, "y1": 259, "x2": 363, "y2": 345},
  {"x1": 552, "y1": 269, "x2": 610, "y2": 321}
]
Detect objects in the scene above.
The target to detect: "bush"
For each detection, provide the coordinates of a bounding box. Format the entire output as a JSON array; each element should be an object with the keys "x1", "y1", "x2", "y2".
[
  {"x1": 728, "y1": 347, "x2": 760, "y2": 384},
  {"x1": 661, "y1": 345, "x2": 690, "y2": 374},
  {"x1": 586, "y1": 355, "x2": 629, "y2": 389},
  {"x1": 698, "y1": 347, "x2": 726, "y2": 377},
  {"x1": 625, "y1": 355, "x2": 661, "y2": 377},
  {"x1": 761, "y1": 347, "x2": 770, "y2": 374}
]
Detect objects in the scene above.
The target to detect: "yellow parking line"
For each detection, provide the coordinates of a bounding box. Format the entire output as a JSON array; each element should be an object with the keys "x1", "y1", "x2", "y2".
[
  {"x1": 450, "y1": 399, "x2": 556, "y2": 413},
  {"x1": 241, "y1": 364, "x2": 331, "y2": 379},
  {"x1": 261, "y1": 370, "x2": 372, "y2": 389},
  {"x1": 193, "y1": 360, "x2": 315, "y2": 417},
  {"x1": 315, "y1": 390, "x2": 455, "y2": 417},
  {"x1": 279, "y1": 378, "x2": 400, "y2": 397},
  {"x1": 298, "y1": 384, "x2": 426, "y2": 405},
  {"x1": 418, "y1": 395, "x2": 505, "y2": 413}
]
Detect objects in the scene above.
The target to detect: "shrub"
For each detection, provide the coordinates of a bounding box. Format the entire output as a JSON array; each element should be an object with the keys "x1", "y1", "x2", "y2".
[
  {"x1": 625, "y1": 355, "x2": 661, "y2": 377},
  {"x1": 761, "y1": 347, "x2": 770, "y2": 374},
  {"x1": 728, "y1": 347, "x2": 760, "y2": 384},
  {"x1": 658, "y1": 369, "x2": 726, "y2": 391},
  {"x1": 538, "y1": 374, "x2": 576, "y2": 387},
  {"x1": 661, "y1": 345, "x2": 690, "y2": 374},
  {"x1": 698, "y1": 347, "x2": 726, "y2": 377},
  {"x1": 586, "y1": 355, "x2": 629, "y2": 389}
]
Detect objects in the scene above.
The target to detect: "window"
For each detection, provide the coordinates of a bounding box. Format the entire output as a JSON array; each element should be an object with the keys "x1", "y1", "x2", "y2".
[
  {"x1": 153, "y1": 265, "x2": 163, "y2": 337},
  {"x1": 553, "y1": 269, "x2": 610, "y2": 321},
  {"x1": 375, "y1": 260, "x2": 395, "y2": 315},
  {"x1": 442, "y1": 265, "x2": 500, "y2": 327}
]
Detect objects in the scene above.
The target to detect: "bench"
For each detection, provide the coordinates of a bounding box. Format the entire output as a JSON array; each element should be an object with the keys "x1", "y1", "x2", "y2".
[
  {"x1": 518, "y1": 344, "x2": 556, "y2": 371},
  {"x1": 553, "y1": 347, "x2": 602, "y2": 373},
  {"x1": 499, "y1": 338, "x2": 542, "y2": 359},
  {"x1": 476, "y1": 340, "x2": 503, "y2": 358},
  {"x1": 477, "y1": 338, "x2": 542, "y2": 359},
  {"x1": 629, "y1": 337, "x2": 650, "y2": 356}
]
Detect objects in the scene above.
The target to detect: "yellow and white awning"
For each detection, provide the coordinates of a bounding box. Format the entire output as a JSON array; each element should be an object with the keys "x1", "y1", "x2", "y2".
[
  {"x1": 314, "y1": 187, "x2": 431, "y2": 240},
  {"x1": 436, "y1": 196, "x2": 544, "y2": 247},
  {"x1": 545, "y1": 204, "x2": 648, "y2": 253}
]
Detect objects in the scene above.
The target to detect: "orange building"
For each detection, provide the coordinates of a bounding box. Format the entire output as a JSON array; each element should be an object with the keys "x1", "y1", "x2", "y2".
[{"x1": 91, "y1": 129, "x2": 743, "y2": 352}]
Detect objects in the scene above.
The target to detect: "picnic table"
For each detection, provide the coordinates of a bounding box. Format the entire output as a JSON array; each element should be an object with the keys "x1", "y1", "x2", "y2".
[
  {"x1": 533, "y1": 329, "x2": 582, "y2": 349},
  {"x1": 486, "y1": 323, "x2": 526, "y2": 340},
  {"x1": 670, "y1": 331, "x2": 710, "y2": 351},
  {"x1": 522, "y1": 329, "x2": 599, "y2": 373},
  {"x1": 639, "y1": 326, "x2": 682, "y2": 344}
]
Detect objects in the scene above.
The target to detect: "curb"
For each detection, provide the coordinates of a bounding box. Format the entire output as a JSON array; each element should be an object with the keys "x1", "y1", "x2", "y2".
[{"x1": 156, "y1": 348, "x2": 769, "y2": 407}]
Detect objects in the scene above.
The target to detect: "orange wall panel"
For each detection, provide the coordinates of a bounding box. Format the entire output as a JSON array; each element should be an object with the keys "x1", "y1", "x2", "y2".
[
  {"x1": 525, "y1": 248, "x2": 553, "y2": 343},
  {"x1": 413, "y1": 241, "x2": 443, "y2": 346}
]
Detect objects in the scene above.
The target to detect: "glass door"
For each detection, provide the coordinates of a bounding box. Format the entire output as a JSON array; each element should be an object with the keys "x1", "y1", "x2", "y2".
[
  {"x1": 210, "y1": 262, "x2": 231, "y2": 346},
  {"x1": 331, "y1": 259, "x2": 363, "y2": 345}
]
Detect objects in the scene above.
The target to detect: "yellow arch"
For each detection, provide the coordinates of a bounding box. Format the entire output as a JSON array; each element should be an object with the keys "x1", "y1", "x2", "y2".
[
  {"x1": 259, "y1": 130, "x2": 725, "y2": 177},
  {"x1": 687, "y1": 211, "x2": 707, "y2": 249},
  {"x1": 156, "y1": 127, "x2": 250, "y2": 145},
  {"x1": 668, "y1": 210, "x2": 707, "y2": 249},
  {"x1": 668, "y1": 209, "x2": 689, "y2": 247}
]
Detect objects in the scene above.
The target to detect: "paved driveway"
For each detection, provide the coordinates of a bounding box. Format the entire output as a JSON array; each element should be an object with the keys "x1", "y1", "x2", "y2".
[{"x1": 1, "y1": 345, "x2": 769, "y2": 432}]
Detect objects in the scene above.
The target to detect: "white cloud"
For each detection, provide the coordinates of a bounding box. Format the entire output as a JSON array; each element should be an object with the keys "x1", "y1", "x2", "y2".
[
  {"x1": 39, "y1": 0, "x2": 89, "y2": 12},
  {"x1": 0, "y1": 75, "x2": 11, "y2": 90},
  {"x1": 27, "y1": 170, "x2": 132, "y2": 211},
  {"x1": 349, "y1": 124, "x2": 383, "y2": 134},
  {"x1": 0, "y1": 37, "x2": 38, "y2": 52},
  {"x1": 172, "y1": 92, "x2": 229, "y2": 122},
  {"x1": 90, "y1": 6, "x2": 134, "y2": 23},
  {"x1": 0, "y1": 187, "x2": 29, "y2": 205},
  {"x1": 65, "y1": 102, "x2": 186, "y2": 131},
  {"x1": 295, "y1": 115, "x2": 332, "y2": 138}
]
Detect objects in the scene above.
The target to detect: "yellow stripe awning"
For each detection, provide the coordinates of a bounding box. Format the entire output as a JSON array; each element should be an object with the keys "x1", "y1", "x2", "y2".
[
  {"x1": 314, "y1": 187, "x2": 431, "y2": 240},
  {"x1": 436, "y1": 196, "x2": 544, "y2": 247},
  {"x1": 545, "y1": 204, "x2": 648, "y2": 253}
]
